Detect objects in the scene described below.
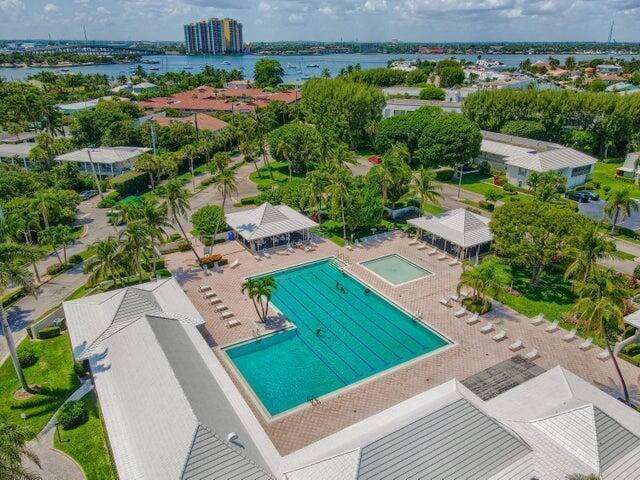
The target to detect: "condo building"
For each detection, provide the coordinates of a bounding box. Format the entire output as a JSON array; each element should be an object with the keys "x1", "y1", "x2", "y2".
[{"x1": 184, "y1": 17, "x2": 243, "y2": 54}]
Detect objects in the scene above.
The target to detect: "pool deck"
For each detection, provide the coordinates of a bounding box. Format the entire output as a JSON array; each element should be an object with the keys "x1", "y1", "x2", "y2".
[{"x1": 166, "y1": 232, "x2": 640, "y2": 455}]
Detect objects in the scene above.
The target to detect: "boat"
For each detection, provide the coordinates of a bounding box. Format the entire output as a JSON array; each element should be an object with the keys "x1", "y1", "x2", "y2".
[
  {"x1": 301, "y1": 75, "x2": 311, "y2": 79},
  {"x1": 149, "y1": 67, "x2": 159, "y2": 71},
  {"x1": 286, "y1": 63, "x2": 297, "y2": 69},
  {"x1": 59, "y1": 68, "x2": 70, "y2": 73},
  {"x1": 183, "y1": 65, "x2": 193, "y2": 69},
  {"x1": 221, "y1": 61, "x2": 231, "y2": 65},
  {"x1": 306, "y1": 63, "x2": 320, "y2": 68}
]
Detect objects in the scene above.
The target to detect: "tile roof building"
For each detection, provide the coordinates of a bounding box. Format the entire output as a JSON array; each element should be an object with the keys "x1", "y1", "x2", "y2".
[
  {"x1": 55, "y1": 146, "x2": 150, "y2": 177},
  {"x1": 137, "y1": 86, "x2": 300, "y2": 115},
  {"x1": 151, "y1": 113, "x2": 229, "y2": 133}
]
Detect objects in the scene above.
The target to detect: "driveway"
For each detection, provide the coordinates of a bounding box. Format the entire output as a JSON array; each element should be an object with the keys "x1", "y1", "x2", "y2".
[{"x1": 579, "y1": 199, "x2": 640, "y2": 231}]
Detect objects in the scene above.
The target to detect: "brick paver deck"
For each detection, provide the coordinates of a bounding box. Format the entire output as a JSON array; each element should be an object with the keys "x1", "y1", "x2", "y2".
[{"x1": 166, "y1": 232, "x2": 640, "y2": 455}]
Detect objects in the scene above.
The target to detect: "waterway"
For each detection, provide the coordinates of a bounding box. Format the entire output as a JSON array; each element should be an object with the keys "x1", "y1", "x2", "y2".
[{"x1": 1, "y1": 52, "x2": 638, "y2": 82}]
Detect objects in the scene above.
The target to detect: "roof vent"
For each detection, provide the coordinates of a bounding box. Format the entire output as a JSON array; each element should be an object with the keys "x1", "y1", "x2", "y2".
[{"x1": 227, "y1": 432, "x2": 238, "y2": 443}]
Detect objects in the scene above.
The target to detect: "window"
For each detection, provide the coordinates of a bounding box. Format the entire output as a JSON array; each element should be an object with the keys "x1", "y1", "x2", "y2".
[
  {"x1": 518, "y1": 167, "x2": 528, "y2": 176},
  {"x1": 571, "y1": 165, "x2": 592, "y2": 177}
]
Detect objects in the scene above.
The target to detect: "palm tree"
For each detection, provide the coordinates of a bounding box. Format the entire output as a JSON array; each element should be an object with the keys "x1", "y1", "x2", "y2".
[
  {"x1": 0, "y1": 244, "x2": 36, "y2": 394},
  {"x1": 33, "y1": 190, "x2": 52, "y2": 229},
  {"x1": 456, "y1": 256, "x2": 511, "y2": 311},
  {"x1": 241, "y1": 278, "x2": 263, "y2": 322},
  {"x1": 564, "y1": 223, "x2": 615, "y2": 282},
  {"x1": 84, "y1": 237, "x2": 123, "y2": 287},
  {"x1": 119, "y1": 222, "x2": 151, "y2": 284},
  {"x1": 409, "y1": 168, "x2": 442, "y2": 214},
  {"x1": 301, "y1": 170, "x2": 328, "y2": 225},
  {"x1": 6, "y1": 214, "x2": 42, "y2": 283},
  {"x1": 571, "y1": 268, "x2": 631, "y2": 405},
  {"x1": 210, "y1": 152, "x2": 231, "y2": 175},
  {"x1": 327, "y1": 168, "x2": 352, "y2": 242},
  {"x1": 137, "y1": 198, "x2": 170, "y2": 277},
  {"x1": 214, "y1": 167, "x2": 238, "y2": 212},
  {"x1": 604, "y1": 188, "x2": 639, "y2": 232},
  {"x1": 160, "y1": 179, "x2": 201, "y2": 264},
  {"x1": 0, "y1": 419, "x2": 40, "y2": 480},
  {"x1": 239, "y1": 140, "x2": 261, "y2": 176}
]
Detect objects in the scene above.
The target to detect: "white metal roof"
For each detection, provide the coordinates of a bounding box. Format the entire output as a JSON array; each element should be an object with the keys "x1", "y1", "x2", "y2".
[
  {"x1": 0, "y1": 143, "x2": 34, "y2": 158},
  {"x1": 408, "y1": 208, "x2": 493, "y2": 248},
  {"x1": 480, "y1": 139, "x2": 534, "y2": 158},
  {"x1": 225, "y1": 203, "x2": 318, "y2": 242},
  {"x1": 55, "y1": 146, "x2": 150, "y2": 165},
  {"x1": 505, "y1": 148, "x2": 596, "y2": 172},
  {"x1": 620, "y1": 152, "x2": 640, "y2": 174}
]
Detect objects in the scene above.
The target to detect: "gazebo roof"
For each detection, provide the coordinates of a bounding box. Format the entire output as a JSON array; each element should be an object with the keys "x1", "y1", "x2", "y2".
[
  {"x1": 225, "y1": 202, "x2": 318, "y2": 241},
  {"x1": 408, "y1": 208, "x2": 493, "y2": 248}
]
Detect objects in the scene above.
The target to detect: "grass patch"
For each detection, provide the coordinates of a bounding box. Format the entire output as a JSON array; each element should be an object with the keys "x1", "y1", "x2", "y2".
[
  {"x1": 613, "y1": 249, "x2": 637, "y2": 261},
  {"x1": 592, "y1": 161, "x2": 640, "y2": 199},
  {"x1": 0, "y1": 334, "x2": 80, "y2": 438},
  {"x1": 248, "y1": 161, "x2": 305, "y2": 189},
  {"x1": 54, "y1": 392, "x2": 117, "y2": 480},
  {"x1": 422, "y1": 203, "x2": 446, "y2": 215},
  {"x1": 442, "y1": 172, "x2": 526, "y2": 202}
]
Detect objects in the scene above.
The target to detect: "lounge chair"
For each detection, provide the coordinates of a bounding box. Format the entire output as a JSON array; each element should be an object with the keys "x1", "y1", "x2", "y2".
[
  {"x1": 480, "y1": 322, "x2": 495, "y2": 334},
  {"x1": 437, "y1": 254, "x2": 448, "y2": 261},
  {"x1": 493, "y1": 330, "x2": 507, "y2": 342},
  {"x1": 454, "y1": 307, "x2": 467, "y2": 318},
  {"x1": 254, "y1": 255, "x2": 262, "y2": 261},
  {"x1": 417, "y1": 244, "x2": 428, "y2": 251},
  {"x1": 355, "y1": 240, "x2": 364, "y2": 249},
  {"x1": 597, "y1": 349, "x2": 611, "y2": 361},
  {"x1": 545, "y1": 320, "x2": 560, "y2": 333},
  {"x1": 465, "y1": 313, "x2": 480, "y2": 325},
  {"x1": 563, "y1": 329, "x2": 577, "y2": 342},
  {"x1": 221, "y1": 311, "x2": 234, "y2": 319},
  {"x1": 409, "y1": 239, "x2": 419, "y2": 246},
  {"x1": 509, "y1": 338, "x2": 524, "y2": 351},
  {"x1": 262, "y1": 251, "x2": 271, "y2": 259},
  {"x1": 230, "y1": 259, "x2": 240, "y2": 269},
  {"x1": 287, "y1": 247, "x2": 295, "y2": 254},
  {"x1": 203, "y1": 291, "x2": 216, "y2": 299},
  {"x1": 439, "y1": 298, "x2": 452, "y2": 307},
  {"x1": 426, "y1": 248, "x2": 437, "y2": 256},
  {"x1": 215, "y1": 304, "x2": 228, "y2": 312},
  {"x1": 449, "y1": 293, "x2": 461, "y2": 302},
  {"x1": 199, "y1": 285, "x2": 212, "y2": 292},
  {"x1": 448, "y1": 259, "x2": 460, "y2": 266},
  {"x1": 210, "y1": 297, "x2": 222, "y2": 305},
  {"x1": 227, "y1": 318, "x2": 241, "y2": 327},
  {"x1": 524, "y1": 347, "x2": 540, "y2": 360},
  {"x1": 346, "y1": 244, "x2": 354, "y2": 251},
  {"x1": 579, "y1": 337, "x2": 593, "y2": 350},
  {"x1": 304, "y1": 245, "x2": 315, "y2": 252},
  {"x1": 531, "y1": 314, "x2": 545, "y2": 326}
]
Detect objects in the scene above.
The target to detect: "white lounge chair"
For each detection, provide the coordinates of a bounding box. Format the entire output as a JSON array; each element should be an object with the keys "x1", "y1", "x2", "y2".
[
  {"x1": 466, "y1": 313, "x2": 480, "y2": 325},
  {"x1": 229, "y1": 259, "x2": 240, "y2": 269},
  {"x1": 439, "y1": 298, "x2": 452, "y2": 307},
  {"x1": 579, "y1": 337, "x2": 593, "y2": 350},
  {"x1": 262, "y1": 251, "x2": 271, "y2": 259},
  {"x1": 210, "y1": 297, "x2": 222, "y2": 305},
  {"x1": 597, "y1": 349, "x2": 611, "y2": 361},
  {"x1": 417, "y1": 244, "x2": 428, "y2": 251},
  {"x1": 287, "y1": 247, "x2": 295, "y2": 254},
  {"x1": 509, "y1": 338, "x2": 524, "y2": 351},
  {"x1": 428, "y1": 248, "x2": 439, "y2": 256},
  {"x1": 254, "y1": 255, "x2": 262, "y2": 261},
  {"x1": 304, "y1": 246, "x2": 315, "y2": 252},
  {"x1": 346, "y1": 244, "x2": 354, "y2": 251},
  {"x1": 203, "y1": 291, "x2": 216, "y2": 299},
  {"x1": 437, "y1": 254, "x2": 448, "y2": 261},
  {"x1": 454, "y1": 307, "x2": 467, "y2": 318},
  {"x1": 545, "y1": 320, "x2": 560, "y2": 333},
  {"x1": 409, "y1": 239, "x2": 419, "y2": 246},
  {"x1": 563, "y1": 329, "x2": 577, "y2": 342},
  {"x1": 221, "y1": 311, "x2": 234, "y2": 319},
  {"x1": 448, "y1": 259, "x2": 460, "y2": 267},
  {"x1": 215, "y1": 304, "x2": 228, "y2": 312},
  {"x1": 524, "y1": 347, "x2": 540, "y2": 360},
  {"x1": 531, "y1": 314, "x2": 545, "y2": 326},
  {"x1": 480, "y1": 322, "x2": 495, "y2": 334},
  {"x1": 449, "y1": 293, "x2": 460, "y2": 302},
  {"x1": 199, "y1": 285, "x2": 212, "y2": 292},
  {"x1": 227, "y1": 318, "x2": 241, "y2": 327},
  {"x1": 493, "y1": 330, "x2": 507, "y2": 342},
  {"x1": 355, "y1": 240, "x2": 364, "y2": 249}
]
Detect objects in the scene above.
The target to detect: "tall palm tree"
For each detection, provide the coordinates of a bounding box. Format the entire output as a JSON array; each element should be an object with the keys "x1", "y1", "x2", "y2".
[
  {"x1": 119, "y1": 222, "x2": 151, "y2": 284},
  {"x1": 215, "y1": 167, "x2": 238, "y2": 212},
  {"x1": 456, "y1": 256, "x2": 511, "y2": 310},
  {"x1": 564, "y1": 222, "x2": 615, "y2": 282},
  {"x1": 241, "y1": 278, "x2": 263, "y2": 322},
  {"x1": 32, "y1": 190, "x2": 52, "y2": 229},
  {"x1": 160, "y1": 179, "x2": 201, "y2": 264},
  {"x1": 0, "y1": 419, "x2": 40, "y2": 480},
  {"x1": 571, "y1": 268, "x2": 631, "y2": 405},
  {"x1": 409, "y1": 168, "x2": 442, "y2": 214},
  {"x1": 210, "y1": 152, "x2": 231, "y2": 175},
  {"x1": 0, "y1": 244, "x2": 36, "y2": 394},
  {"x1": 137, "y1": 198, "x2": 170, "y2": 277},
  {"x1": 301, "y1": 170, "x2": 328, "y2": 225},
  {"x1": 327, "y1": 168, "x2": 352, "y2": 242},
  {"x1": 84, "y1": 237, "x2": 123, "y2": 287},
  {"x1": 6, "y1": 214, "x2": 42, "y2": 283},
  {"x1": 604, "y1": 188, "x2": 638, "y2": 232},
  {"x1": 239, "y1": 140, "x2": 261, "y2": 176}
]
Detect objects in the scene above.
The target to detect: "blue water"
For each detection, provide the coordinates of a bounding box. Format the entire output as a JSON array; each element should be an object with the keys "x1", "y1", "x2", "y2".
[
  {"x1": 225, "y1": 259, "x2": 448, "y2": 416},
  {"x1": 361, "y1": 254, "x2": 432, "y2": 285}
]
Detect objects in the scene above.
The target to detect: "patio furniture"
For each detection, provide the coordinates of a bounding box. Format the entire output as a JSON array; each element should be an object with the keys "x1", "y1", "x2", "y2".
[
  {"x1": 221, "y1": 311, "x2": 234, "y2": 319},
  {"x1": 262, "y1": 251, "x2": 271, "y2": 259},
  {"x1": 230, "y1": 259, "x2": 240, "y2": 269},
  {"x1": 409, "y1": 239, "x2": 419, "y2": 246},
  {"x1": 531, "y1": 314, "x2": 545, "y2": 326},
  {"x1": 579, "y1": 337, "x2": 593, "y2": 350},
  {"x1": 437, "y1": 254, "x2": 448, "y2": 261},
  {"x1": 254, "y1": 255, "x2": 262, "y2": 261},
  {"x1": 545, "y1": 320, "x2": 560, "y2": 333},
  {"x1": 199, "y1": 285, "x2": 212, "y2": 292},
  {"x1": 439, "y1": 298, "x2": 452, "y2": 307},
  {"x1": 346, "y1": 244, "x2": 354, "y2": 251},
  {"x1": 448, "y1": 259, "x2": 460, "y2": 267},
  {"x1": 524, "y1": 347, "x2": 539, "y2": 360},
  {"x1": 449, "y1": 293, "x2": 461, "y2": 302},
  {"x1": 215, "y1": 304, "x2": 228, "y2": 312},
  {"x1": 509, "y1": 338, "x2": 524, "y2": 351},
  {"x1": 304, "y1": 246, "x2": 315, "y2": 252},
  {"x1": 355, "y1": 240, "x2": 364, "y2": 249},
  {"x1": 417, "y1": 244, "x2": 428, "y2": 251},
  {"x1": 210, "y1": 297, "x2": 222, "y2": 305},
  {"x1": 465, "y1": 313, "x2": 480, "y2": 325},
  {"x1": 227, "y1": 318, "x2": 241, "y2": 327},
  {"x1": 597, "y1": 349, "x2": 611, "y2": 361},
  {"x1": 287, "y1": 247, "x2": 295, "y2": 254},
  {"x1": 480, "y1": 322, "x2": 495, "y2": 334},
  {"x1": 454, "y1": 307, "x2": 467, "y2": 317},
  {"x1": 203, "y1": 291, "x2": 216, "y2": 299},
  {"x1": 563, "y1": 329, "x2": 577, "y2": 342},
  {"x1": 493, "y1": 330, "x2": 507, "y2": 342},
  {"x1": 428, "y1": 248, "x2": 439, "y2": 256}
]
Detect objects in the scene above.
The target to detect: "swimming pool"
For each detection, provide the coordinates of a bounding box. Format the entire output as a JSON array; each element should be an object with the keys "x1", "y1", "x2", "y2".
[
  {"x1": 225, "y1": 259, "x2": 449, "y2": 416},
  {"x1": 361, "y1": 254, "x2": 433, "y2": 285}
]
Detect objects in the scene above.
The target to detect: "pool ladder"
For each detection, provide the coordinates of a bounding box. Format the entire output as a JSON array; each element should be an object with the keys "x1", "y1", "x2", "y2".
[
  {"x1": 412, "y1": 310, "x2": 424, "y2": 323},
  {"x1": 307, "y1": 396, "x2": 321, "y2": 406}
]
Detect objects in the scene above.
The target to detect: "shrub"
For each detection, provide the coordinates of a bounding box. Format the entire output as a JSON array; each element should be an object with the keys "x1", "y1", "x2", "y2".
[
  {"x1": 200, "y1": 177, "x2": 214, "y2": 187},
  {"x1": 69, "y1": 254, "x2": 83, "y2": 265},
  {"x1": 462, "y1": 297, "x2": 492, "y2": 314},
  {"x1": 176, "y1": 238, "x2": 191, "y2": 252},
  {"x1": 96, "y1": 191, "x2": 120, "y2": 208},
  {"x1": 603, "y1": 185, "x2": 611, "y2": 193},
  {"x1": 435, "y1": 168, "x2": 455, "y2": 181},
  {"x1": 2, "y1": 288, "x2": 25, "y2": 307},
  {"x1": 500, "y1": 120, "x2": 547, "y2": 140},
  {"x1": 478, "y1": 161, "x2": 491, "y2": 176},
  {"x1": 240, "y1": 195, "x2": 259, "y2": 206},
  {"x1": 169, "y1": 232, "x2": 182, "y2": 242},
  {"x1": 57, "y1": 400, "x2": 89, "y2": 430},
  {"x1": 502, "y1": 183, "x2": 517, "y2": 193},
  {"x1": 418, "y1": 85, "x2": 445, "y2": 100},
  {"x1": 18, "y1": 348, "x2": 38, "y2": 368},
  {"x1": 110, "y1": 170, "x2": 149, "y2": 197},
  {"x1": 622, "y1": 342, "x2": 640, "y2": 357},
  {"x1": 38, "y1": 326, "x2": 61, "y2": 339},
  {"x1": 617, "y1": 227, "x2": 636, "y2": 239},
  {"x1": 634, "y1": 265, "x2": 640, "y2": 280},
  {"x1": 200, "y1": 253, "x2": 223, "y2": 267},
  {"x1": 479, "y1": 201, "x2": 495, "y2": 212},
  {"x1": 46, "y1": 263, "x2": 71, "y2": 276},
  {"x1": 74, "y1": 359, "x2": 89, "y2": 377}
]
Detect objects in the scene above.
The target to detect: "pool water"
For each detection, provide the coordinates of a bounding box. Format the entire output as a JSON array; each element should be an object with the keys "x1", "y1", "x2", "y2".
[
  {"x1": 361, "y1": 254, "x2": 432, "y2": 285},
  {"x1": 225, "y1": 259, "x2": 448, "y2": 416}
]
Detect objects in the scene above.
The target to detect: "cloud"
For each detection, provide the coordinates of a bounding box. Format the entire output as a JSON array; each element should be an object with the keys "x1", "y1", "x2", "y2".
[
  {"x1": 43, "y1": 3, "x2": 57, "y2": 12},
  {"x1": 0, "y1": 0, "x2": 25, "y2": 23},
  {"x1": 287, "y1": 12, "x2": 304, "y2": 24},
  {"x1": 362, "y1": 0, "x2": 387, "y2": 12},
  {"x1": 95, "y1": 5, "x2": 112, "y2": 24}
]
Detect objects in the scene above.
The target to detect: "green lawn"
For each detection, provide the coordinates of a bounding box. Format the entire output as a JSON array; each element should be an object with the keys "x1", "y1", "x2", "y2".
[
  {"x1": 248, "y1": 161, "x2": 305, "y2": 189},
  {"x1": 591, "y1": 161, "x2": 640, "y2": 199},
  {"x1": 441, "y1": 172, "x2": 526, "y2": 202},
  {"x1": 54, "y1": 392, "x2": 117, "y2": 480},
  {"x1": 0, "y1": 334, "x2": 80, "y2": 437},
  {"x1": 423, "y1": 203, "x2": 446, "y2": 215}
]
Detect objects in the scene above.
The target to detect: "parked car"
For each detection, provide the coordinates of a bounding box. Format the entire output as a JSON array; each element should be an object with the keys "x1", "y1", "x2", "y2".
[
  {"x1": 79, "y1": 190, "x2": 98, "y2": 201},
  {"x1": 566, "y1": 190, "x2": 590, "y2": 203},
  {"x1": 367, "y1": 156, "x2": 382, "y2": 164},
  {"x1": 580, "y1": 190, "x2": 600, "y2": 201}
]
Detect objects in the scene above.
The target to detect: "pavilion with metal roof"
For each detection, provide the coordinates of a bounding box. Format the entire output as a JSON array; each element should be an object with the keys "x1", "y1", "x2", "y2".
[
  {"x1": 225, "y1": 202, "x2": 318, "y2": 252},
  {"x1": 408, "y1": 208, "x2": 493, "y2": 263}
]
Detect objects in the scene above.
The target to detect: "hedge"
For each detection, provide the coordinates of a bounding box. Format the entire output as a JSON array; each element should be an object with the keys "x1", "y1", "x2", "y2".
[
  {"x1": 622, "y1": 342, "x2": 640, "y2": 357},
  {"x1": 18, "y1": 348, "x2": 38, "y2": 368},
  {"x1": 47, "y1": 263, "x2": 71, "y2": 276},
  {"x1": 110, "y1": 170, "x2": 150, "y2": 197},
  {"x1": 57, "y1": 400, "x2": 89, "y2": 430},
  {"x1": 96, "y1": 191, "x2": 121, "y2": 208},
  {"x1": 435, "y1": 169, "x2": 455, "y2": 181},
  {"x1": 2, "y1": 287, "x2": 25, "y2": 307},
  {"x1": 38, "y1": 326, "x2": 61, "y2": 339}
]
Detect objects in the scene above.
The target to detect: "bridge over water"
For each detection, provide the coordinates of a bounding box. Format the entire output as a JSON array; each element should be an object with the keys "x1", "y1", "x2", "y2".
[{"x1": 29, "y1": 44, "x2": 162, "y2": 56}]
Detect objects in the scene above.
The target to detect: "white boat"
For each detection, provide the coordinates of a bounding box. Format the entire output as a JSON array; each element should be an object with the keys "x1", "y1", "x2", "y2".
[
  {"x1": 183, "y1": 65, "x2": 193, "y2": 69},
  {"x1": 301, "y1": 75, "x2": 311, "y2": 79},
  {"x1": 306, "y1": 63, "x2": 320, "y2": 68},
  {"x1": 221, "y1": 61, "x2": 231, "y2": 65},
  {"x1": 287, "y1": 63, "x2": 297, "y2": 69}
]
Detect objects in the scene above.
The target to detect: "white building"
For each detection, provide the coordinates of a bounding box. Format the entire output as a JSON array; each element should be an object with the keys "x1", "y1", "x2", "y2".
[
  {"x1": 54, "y1": 146, "x2": 150, "y2": 177},
  {"x1": 478, "y1": 131, "x2": 596, "y2": 188},
  {"x1": 382, "y1": 98, "x2": 463, "y2": 117},
  {"x1": 0, "y1": 143, "x2": 35, "y2": 168},
  {"x1": 617, "y1": 152, "x2": 640, "y2": 179}
]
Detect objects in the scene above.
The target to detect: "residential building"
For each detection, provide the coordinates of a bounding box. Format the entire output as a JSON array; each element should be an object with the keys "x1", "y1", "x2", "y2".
[
  {"x1": 58, "y1": 96, "x2": 130, "y2": 114},
  {"x1": 0, "y1": 130, "x2": 37, "y2": 144},
  {"x1": 184, "y1": 17, "x2": 242, "y2": 54},
  {"x1": 0, "y1": 143, "x2": 35, "y2": 168},
  {"x1": 597, "y1": 64, "x2": 623, "y2": 74},
  {"x1": 54, "y1": 146, "x2": 150, "y2": 177},
  {"x1": 151, "y1": 112, "x2": 229, "y2": 134},
  {"x1": 617, "y1": 152, "x2": 640, "y2": 179},
  {"x1": 478, "y1": 130, "x2": 596, "y2": 188},
  {"x1": 382, "y1": 98, "x2": 463, "y2": 117},
  {"x1": 137, "y1": 85, "x2": 300, "y2": 115},
  {"x1": 606, "y1": 82, "x2": 640, "y2": 95},
  {"x1": 110, "y1": 82, "x2": 157, "y2": 95}
]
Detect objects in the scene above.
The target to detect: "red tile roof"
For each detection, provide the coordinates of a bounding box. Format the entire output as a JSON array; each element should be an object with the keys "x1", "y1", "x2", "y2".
[
  {"x1": 137, "y1": 86, "x2": 300, "y2": 113},
  {"x1": 152, "y1": 113, "x2": 228, "y2": 133}
]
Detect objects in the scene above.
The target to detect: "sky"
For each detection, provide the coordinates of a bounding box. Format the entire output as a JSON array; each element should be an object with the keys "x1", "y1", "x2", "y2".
[{"x1": 1, "y1": 0, "x2": 639, "y2": 42}]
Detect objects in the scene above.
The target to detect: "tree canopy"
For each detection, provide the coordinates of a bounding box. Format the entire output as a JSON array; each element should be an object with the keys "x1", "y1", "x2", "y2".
[
  {"x1": 268, "y1": 121, "x2": 322, "y2": 175},
  {"x1": 375, "y1": 106, "x2": 441, "y2": 154},
  {"x1": 416, "y1": 113, "x2": 482, "y2": 167},
  {"x1": 499, "y1": 120, "x2": 547, "y2": 140},
  {"x1": 253, "y1": 58, "x2": 284, "y2": 89},
  {"x1": 419, "y1": 85, "x2": 445, "y2": 100}
]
